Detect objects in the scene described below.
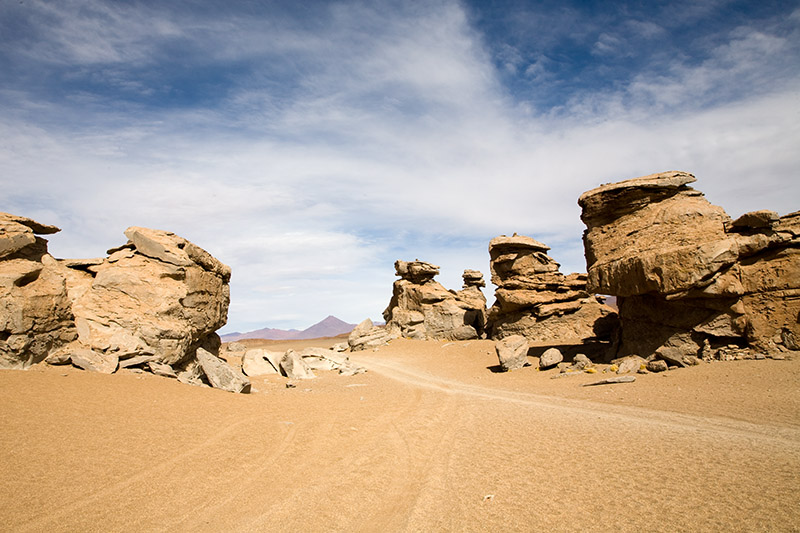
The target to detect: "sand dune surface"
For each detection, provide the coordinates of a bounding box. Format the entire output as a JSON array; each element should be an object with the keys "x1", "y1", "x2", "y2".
[{"x1": 1, "y1": 338, "x2": 798, "y2": 532}]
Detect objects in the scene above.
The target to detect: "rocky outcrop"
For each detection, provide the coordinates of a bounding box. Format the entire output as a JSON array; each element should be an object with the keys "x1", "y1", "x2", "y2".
[
  {"x1": 68, "y1": 226, "x2": 230, "y2": 368},
  {"x1": 383, "y1": 260, "x2": 487, "y2": 341},
  {"x1": 0, "y1": 212, "x2": 244, "y2": 392},
  {"x1": 579, "y1": 170, "x2": 800, "y2": 359},
  {"x1": 0, "y1": 213, "x2": 77, "y2": 368},
  {"x1": 485, "y1": 235, "x2": 619, "y2": 353}
]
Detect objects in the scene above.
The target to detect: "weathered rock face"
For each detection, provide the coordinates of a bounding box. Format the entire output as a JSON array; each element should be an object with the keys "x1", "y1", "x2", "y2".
[
  {"x1": 383, "y1": 261, "x2": 487, "y2": 341},
  {"x1": 579, "y1": 171, "x2": 800, "y2": 358},
  {"x1": 68, "y1": 226, "x2": 231, "y2": 367},
  {"x1": 485, "y1": 235, "x2": 618, "y2": 352},
  {"x1": 0, "y1": 212, "x2": 242, "y2": 391},
  {"x1": 0, "y1": 213, "x2": 77, "y2": 368}
]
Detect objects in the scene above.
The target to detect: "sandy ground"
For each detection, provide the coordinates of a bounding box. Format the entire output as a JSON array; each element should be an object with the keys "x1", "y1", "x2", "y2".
[{"x1": 1, "y1": 338, "x2": 798, "y2": 532}]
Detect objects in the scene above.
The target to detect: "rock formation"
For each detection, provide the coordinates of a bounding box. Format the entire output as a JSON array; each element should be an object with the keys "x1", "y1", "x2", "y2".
[
  {"x1": 1, "y1": 213, "x2": 77, "y2": 368},
  {"x1": 0, "y1": 212, "x2": 244, "y2": 391},
  {"x1": 383, "y1": 260, "x2": 487, "y2": 341},
  {"x1": 579, "y1": 171, "x2": 800, "y2": 360},
  {"x1": 485, "y1": 235, "x2": 619, "y2": 355},
  {"x1": 66, "y1": 226, "x2": 230, "y2": 368}
]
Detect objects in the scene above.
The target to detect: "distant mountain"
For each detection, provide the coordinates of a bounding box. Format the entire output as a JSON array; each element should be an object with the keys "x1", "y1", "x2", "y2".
[{"x1": 221, "y1": 315, "x2": 356, "y2": 342}]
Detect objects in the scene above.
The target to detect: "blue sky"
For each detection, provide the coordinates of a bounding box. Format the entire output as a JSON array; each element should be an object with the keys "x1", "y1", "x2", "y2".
[{"x1": 2, "y1": 0, "x2": 799, "y2": 333}]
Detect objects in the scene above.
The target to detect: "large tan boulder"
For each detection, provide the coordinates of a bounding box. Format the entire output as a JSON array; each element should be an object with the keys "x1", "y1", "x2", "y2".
[
  {"x1": 68, "y1": 227, "x2": 230, "y2": 367},
  {"x1": 579, "y1": 171, "x2": 800, "y2": 358},
  {"x1": 0, "y1": 213, "x2": 77, "y2": 369}
]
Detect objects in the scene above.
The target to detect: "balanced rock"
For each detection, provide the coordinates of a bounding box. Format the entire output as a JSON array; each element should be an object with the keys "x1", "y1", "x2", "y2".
[
  {"x1": 383, "y1": 260, "x2": 487, "y2": 341},
  {"x1": 495, "y1": 335, "x2": 529, "y2": 371},
  {"x1": 579, "y1": 171, "x2": 800, "y2": 359},
  {"x1": 485, "y1": 234, "x2": 619, "y2": 355}
]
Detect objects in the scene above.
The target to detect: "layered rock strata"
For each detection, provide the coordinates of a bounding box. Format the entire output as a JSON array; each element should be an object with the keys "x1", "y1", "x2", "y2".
[
  {"x1": 486, "y1": 235, "x2": 619, "y2": 350},
  {"x1": 383, "y1": 260, "x2": 487, "y2": 340},
  {"x1": 579, "y1": 171, "x2": 800, "y2": 359}
]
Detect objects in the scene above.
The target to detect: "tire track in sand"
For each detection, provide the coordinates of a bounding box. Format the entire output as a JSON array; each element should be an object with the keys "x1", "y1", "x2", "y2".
[{"x1": 354, "y1": 355, "x2": 800, "y2": 447}]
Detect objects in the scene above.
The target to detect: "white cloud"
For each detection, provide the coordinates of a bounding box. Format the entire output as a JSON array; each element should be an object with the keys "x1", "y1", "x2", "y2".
[{"x1": 2, "y1": 0, "x2": 798, "y2": 333}]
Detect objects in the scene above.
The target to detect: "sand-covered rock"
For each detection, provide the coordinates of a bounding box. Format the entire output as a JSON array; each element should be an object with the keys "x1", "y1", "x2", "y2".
[
  {"x1": 579, "y1": 171, "x2": 800, "y2": 359},
  {"x1": 383, "y1": 261, "x2": 487, "y2": 341}
]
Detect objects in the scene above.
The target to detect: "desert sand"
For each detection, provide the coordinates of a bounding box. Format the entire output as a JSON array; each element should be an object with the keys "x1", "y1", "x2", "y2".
[{"x1": 1, "y1": 337, "x2": 798, "y2": 532}]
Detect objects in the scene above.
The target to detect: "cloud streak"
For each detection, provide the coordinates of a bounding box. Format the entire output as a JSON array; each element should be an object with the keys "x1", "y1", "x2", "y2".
[{"x1": 1, "y1": 0, "x2": 798, "y2": 333}]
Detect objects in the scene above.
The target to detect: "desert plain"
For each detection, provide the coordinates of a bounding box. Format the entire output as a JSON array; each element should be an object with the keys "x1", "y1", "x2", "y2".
[{"x1": 2, "y1": 336, "x2": 798, "y2": 532}]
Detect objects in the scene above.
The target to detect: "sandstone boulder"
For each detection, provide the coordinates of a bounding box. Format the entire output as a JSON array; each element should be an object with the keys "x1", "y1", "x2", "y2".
[
  {"x1": 348, "y1": 318, "x2": 396, "y2": 351},
  {"x1": 539, "y1": 347, "x2": 563, "y2": 369},
  {"x1": 241, "y1": 349, "x2": 280, "y2": 376},
  {"x1": 280, "y1": 349, "x2": 315, "y2": 379},
  {"x1": 495, "y1": 335, "x2": 529, "y2": 371},
  {"x1": 68, "y1": 226, "x2": 230, "y2": 368}
]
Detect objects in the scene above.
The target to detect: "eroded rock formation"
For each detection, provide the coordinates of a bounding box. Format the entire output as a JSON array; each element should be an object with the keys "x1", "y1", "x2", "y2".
[
  {"x1": 0, "y1": 213, "x2": 77, "y2": 368},
  {"x1": 486, "y1": 235, "x2": 618, "y2": 352},
  {"x1": 579, "y1": 171, "x2": 800, "y2": 360},
  {"x1": 383, "y1": 260, "x2": 487, "y2": 340},
  {"x1": 1, "y1": 212, "x2": 243, "y2": 391},
  {"x1": 67, "y1": 226, "x2": 230, "y2": 368}
]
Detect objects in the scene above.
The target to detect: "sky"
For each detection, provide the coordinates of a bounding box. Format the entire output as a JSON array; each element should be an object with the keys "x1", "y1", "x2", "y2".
[{"x1": 1, "y1": 0, "x2": 799, "y2": 334}]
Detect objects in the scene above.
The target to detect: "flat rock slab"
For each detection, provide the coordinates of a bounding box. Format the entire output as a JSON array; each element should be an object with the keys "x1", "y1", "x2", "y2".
[
  {"x1": 582, "y1": 376, "x2": 636, "y2": 387},
  {"x1": 280, "y1": 350, "x2": 315, "y2": 380},
  {"x1": 196, "y1": 348, "x2": 251, "y2": 393},
  {"x1": 70, "y1": 349, "x2": 118, "y2": 374}
]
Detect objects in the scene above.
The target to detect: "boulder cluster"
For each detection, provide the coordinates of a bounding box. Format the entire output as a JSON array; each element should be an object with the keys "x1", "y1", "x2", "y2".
[
  {"x1": 228, "y1": 341, "x2": 366, "y2": 381},
  {"x1": 485, "y1": 235, "x2": 619, "y2": 353},
  {"x1": 0, "y1": 212, "x2": 247, "y2": 392},
  {"x1": 382, "y1": 260, "x2": 487, "y2": 341},
  {"x1": 579, "y1": 171, "x2": 799, "y2": 362}
]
